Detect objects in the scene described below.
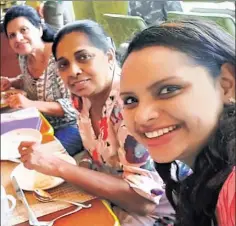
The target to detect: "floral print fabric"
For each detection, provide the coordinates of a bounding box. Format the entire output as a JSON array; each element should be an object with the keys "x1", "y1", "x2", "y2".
[
  {"x1": 18, "y1": 55, "x2": 77, "y2": 129},
  {"x1": 74, "y1": 70, "x2": 174, "y2": 225}
]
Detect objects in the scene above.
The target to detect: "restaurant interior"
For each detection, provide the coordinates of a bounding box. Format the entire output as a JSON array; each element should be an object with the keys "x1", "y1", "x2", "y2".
[{"x1": 0, "y1": 1, "x2": 235, "y2": 226}]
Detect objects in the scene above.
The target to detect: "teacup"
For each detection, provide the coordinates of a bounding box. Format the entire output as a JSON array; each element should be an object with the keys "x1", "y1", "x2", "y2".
[{"x1": 1, "y1": 185, "x2": 16, "y2": 226}]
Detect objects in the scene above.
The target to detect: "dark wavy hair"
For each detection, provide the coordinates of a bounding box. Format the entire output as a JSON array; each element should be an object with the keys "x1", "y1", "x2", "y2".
[
  {"x1": 52, "y1": 20, "x2": 114, "y2": 60},
  {"x1": 3, "y1": 5, "x2": 55, "y2": 42},
  {"x1": 122, "y1": 19, "x2": 235, "y2": 226}
]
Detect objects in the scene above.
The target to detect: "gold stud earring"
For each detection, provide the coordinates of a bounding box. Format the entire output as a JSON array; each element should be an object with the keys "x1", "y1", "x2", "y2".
[{"x1": 229, "y1": 97, "x2": 236, "y2": 104}]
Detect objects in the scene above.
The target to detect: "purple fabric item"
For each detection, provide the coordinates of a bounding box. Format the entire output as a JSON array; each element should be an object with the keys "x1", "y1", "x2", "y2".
[{"x1": 0, "y1": 117, "x2": 42, "y2": 135}]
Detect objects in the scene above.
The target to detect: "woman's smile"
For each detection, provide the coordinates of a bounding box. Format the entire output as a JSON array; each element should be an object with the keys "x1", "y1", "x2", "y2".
[
  {"x1": 71, "y1": 78, "x2": 90, "y2": 90},
  {"x1": 142, "y1": 125, "x2": 182, "y2": 148}
]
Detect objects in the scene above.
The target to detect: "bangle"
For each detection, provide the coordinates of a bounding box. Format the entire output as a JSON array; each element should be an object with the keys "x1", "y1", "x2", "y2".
[{"x1": 79, "y1": 158, "x2": 93, "y2": 165}]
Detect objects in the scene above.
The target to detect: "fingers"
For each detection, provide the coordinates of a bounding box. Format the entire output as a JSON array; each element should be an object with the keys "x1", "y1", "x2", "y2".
[
  {"x1": 19, "y1": 141, "x2": 38, "y2": 169},
  {"x1": 7, "y1": 94, "x2": 21, "y2": 109},
  {"x1": 18, "y1": 141, "x2": 37, "y2": 160},
  {"x1": 18, "y1": 141, "x2": 37, "y2": 154},
  {"x1": 0, "y1": 79, "x2": 11, "y2": 91}
]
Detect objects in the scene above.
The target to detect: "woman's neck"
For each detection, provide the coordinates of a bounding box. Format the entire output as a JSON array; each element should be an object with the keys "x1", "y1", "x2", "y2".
[
  {"x1": 28, "y1": 42, "x2": 52, "y2": 62},
  {"x1": 89, "y1": 84, "x2": 112, "y2": 113},
  {"x1": 89, "y1": 69, "x2": 115, "y2": 112}
]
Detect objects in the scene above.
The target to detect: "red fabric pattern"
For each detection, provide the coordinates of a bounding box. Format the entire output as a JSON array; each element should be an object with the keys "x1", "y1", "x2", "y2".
[
  {"x1": 216, "y1": 167, "x2": 235, "y2": 226},
  {"x1": 99, "y1": 117, "x2": 108, "y2": 140}
]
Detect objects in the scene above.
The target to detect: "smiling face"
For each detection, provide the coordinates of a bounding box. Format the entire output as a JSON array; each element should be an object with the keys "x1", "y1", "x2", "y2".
[
  {"x1": 56, "y1": 32, "x2": 114, "y2": 97},
  {"x1": 6, "y1": 17, "x2": 43, "y2": 55},
  {"x1": 121, "y1": 46, "x2": 224, "y2": 164}
]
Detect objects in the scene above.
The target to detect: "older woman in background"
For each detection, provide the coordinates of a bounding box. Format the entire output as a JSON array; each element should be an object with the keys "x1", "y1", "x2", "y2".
[{"x1": 1, "y1": 5, "x2": 82, "y2": 156}]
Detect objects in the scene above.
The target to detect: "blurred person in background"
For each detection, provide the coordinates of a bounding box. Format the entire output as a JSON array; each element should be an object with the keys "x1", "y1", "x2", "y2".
[{"x1": 129, "y1": 1, "x2": 183, "y2": 25}]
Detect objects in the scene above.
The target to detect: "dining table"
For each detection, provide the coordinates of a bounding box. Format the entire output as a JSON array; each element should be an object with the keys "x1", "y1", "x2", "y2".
[{"x1": 1, "y1": 107, "x2": 120, "y2": 226}]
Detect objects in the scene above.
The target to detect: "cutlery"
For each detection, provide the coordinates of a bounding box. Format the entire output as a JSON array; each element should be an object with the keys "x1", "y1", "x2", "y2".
[
  {"x1": 29, "y1": 206, "x2": 82, "y2": 226},
  {"x1": 33, "y1": 188, "x2": 92, "y2": 209},
  {"x1": 11, "y1": 176, "x2": 41, "y2": 225}
]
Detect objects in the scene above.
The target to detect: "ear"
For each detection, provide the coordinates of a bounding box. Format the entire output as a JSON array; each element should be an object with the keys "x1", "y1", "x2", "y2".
[
  {"x1": 106, "y1": 48, "x2": 116, "y2": 66},
  {"x1": 218, "y1": 63, "x2": 235, "y2": 103}
]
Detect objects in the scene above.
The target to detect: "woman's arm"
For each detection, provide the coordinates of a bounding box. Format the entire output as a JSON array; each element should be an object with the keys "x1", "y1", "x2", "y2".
[
  {"x1": 29, "y1": 100, "x2": 65, "y2": 117},
  {"x1": 57, "y1": 160, "x2": 157, "y2": 215},
  {"x1": 5, "y1": 76, "x2": 23, "y2": 89},
  {"x1": 19, "y1": 142, "x2": 156, "y2": 215}
]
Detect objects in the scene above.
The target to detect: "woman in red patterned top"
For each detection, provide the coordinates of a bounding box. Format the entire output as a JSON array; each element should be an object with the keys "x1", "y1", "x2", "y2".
[
  {"x1": 121, "y1": 19, "x2": 235, "y2": 226},
  {"x1": 18, "y1": 20, "x2": 175, "y2": 226}
]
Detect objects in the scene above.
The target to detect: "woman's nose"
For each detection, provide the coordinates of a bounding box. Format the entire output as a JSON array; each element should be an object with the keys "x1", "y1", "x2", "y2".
[
  {"x1": 15, "y1": 33, "x2": 24, "y2": 42},
  {"x1": 70, "y1": 63, "x2": 82, "y2": 77},
  {"x1": 134, "y1": 103, "x2": 159, "y2": 127}
]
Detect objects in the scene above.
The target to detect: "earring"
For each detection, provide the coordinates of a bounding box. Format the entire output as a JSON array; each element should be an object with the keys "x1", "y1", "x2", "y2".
[{"x1": 229, "y1": 97, "x2": 236, "y2": 104}]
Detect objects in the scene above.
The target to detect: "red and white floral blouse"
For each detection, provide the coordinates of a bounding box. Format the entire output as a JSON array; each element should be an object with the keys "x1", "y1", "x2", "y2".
[{"x1": 73, "y1": 71, "x2": 174, "y2": 226}]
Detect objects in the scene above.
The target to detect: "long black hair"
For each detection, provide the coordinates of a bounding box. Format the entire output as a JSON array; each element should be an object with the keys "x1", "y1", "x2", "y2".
[
  {"x1": 122, "y1": 19, "x2": 235, "y2": 226},
  {"x1": 52, "y1": 20, "x2": 114, "y2": 60},
  {"x1": 3, "y1": 5, "x2": 55, "y2": 42}
]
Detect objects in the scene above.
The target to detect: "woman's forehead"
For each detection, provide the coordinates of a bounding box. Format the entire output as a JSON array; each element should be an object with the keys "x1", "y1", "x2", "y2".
[{"x1": 7, "y1": 16, "x2": 32, "y2": 31}]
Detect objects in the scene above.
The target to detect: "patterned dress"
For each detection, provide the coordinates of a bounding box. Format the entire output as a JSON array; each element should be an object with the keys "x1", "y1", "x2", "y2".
[
  {"x1": 18, "y1": 55, "x2": 77, "y2": 130},
  {"x1": 73, "y1": 70, "x2": 175, "y2": 226}
]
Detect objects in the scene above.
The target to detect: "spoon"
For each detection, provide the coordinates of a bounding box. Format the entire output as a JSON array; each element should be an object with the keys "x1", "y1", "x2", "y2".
[{"x1": 33, "y1": 189, "x2": 92, "y2": 209}]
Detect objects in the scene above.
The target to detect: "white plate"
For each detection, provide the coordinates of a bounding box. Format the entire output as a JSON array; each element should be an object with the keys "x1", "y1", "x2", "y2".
[
  {"x1": 1, "y1": 128, "x2": 42, "y2": 160},
  {"x1": 10, "y1": 153, "x2": 76, "y2": 191}
]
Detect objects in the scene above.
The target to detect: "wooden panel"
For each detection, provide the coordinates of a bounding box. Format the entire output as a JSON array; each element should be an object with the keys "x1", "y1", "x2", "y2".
[{"x1": 0, "y1": 31, "x2": 21, "y2": 78}]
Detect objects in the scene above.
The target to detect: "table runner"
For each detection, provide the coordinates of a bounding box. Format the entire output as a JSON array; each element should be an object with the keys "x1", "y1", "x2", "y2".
[{"x1": 11, "y1": 182, "x2": 96, "y2": 225}]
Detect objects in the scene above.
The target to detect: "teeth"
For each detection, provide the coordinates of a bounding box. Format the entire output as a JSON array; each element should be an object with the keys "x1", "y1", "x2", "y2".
[{"x1": 145, "y1": 126, "x2": 177, "y2": 138}]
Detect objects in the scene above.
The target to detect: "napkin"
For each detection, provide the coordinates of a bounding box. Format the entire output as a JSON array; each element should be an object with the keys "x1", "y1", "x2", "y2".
[{"x1": 1, "y1": 107, "x2": 42, "y2": 135}]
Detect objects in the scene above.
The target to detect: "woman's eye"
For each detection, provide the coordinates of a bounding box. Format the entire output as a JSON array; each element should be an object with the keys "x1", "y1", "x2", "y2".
[
  {"x1": 8, "y1": 33, "x2": 16, "y2": 39},
  {"x1": 123, "y1": 97, "x2": 138, "y2": 107},
  {"x1": 159, "y1": 85, "x2": 181, "y2": 96},
  {"x1": 57, "y1": 62, "x2": 68, "y2": 71},
  {"x1": 76, "y1": 53, "x2": 93, "y2": 62},
  {"x1": 21, "y1": 27, "x2": 29, "y2": 34}
]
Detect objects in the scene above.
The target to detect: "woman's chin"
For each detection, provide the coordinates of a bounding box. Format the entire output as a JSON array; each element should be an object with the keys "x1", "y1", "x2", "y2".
[
  {"x1": 149, "y1": 149, "x2": 177, "y2": 164},
  {"x1": 72, "y1": 88, "x2": 92, "y2": 98},
  {"x1": 15, "y1": 48, "x2": 31, "y2": 55}
]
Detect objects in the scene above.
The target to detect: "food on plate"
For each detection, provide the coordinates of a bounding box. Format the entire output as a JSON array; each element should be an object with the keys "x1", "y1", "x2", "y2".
[
  {"x1": 0, "y1": 89, "x2": 26, "y2": 108},
  {"x1": 34, "y1": 172, "x2": 56, "y2": 189}
]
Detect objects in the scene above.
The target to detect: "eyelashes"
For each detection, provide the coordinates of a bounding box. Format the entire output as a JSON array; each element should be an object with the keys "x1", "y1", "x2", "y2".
[
  {"x1": 158, "y1": 85, "x2": 182, "y2": 96},
  {"x1": 57, "y1": 53, "x2": 95, "y2": 71},
  {"x1": 123, "y1": 96, "x2": 138, "y2": 106},
  {"x1": 122, "y1": 85, "x2": 183, "y2": 108}
]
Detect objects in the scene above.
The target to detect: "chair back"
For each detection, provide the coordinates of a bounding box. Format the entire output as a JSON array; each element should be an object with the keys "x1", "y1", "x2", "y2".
[
  {"x1": 103, "y1": 13, "x2": 147, "y2": 47},
  {"x1": 73, "y1": 1, "x2": 128, "y2": 37},
  {"x1": 167, "y1": 11, "x2": 235, "y2": 36},
  {"x1": 73, "y1": 1, "x2": 96, "y2": 21}
]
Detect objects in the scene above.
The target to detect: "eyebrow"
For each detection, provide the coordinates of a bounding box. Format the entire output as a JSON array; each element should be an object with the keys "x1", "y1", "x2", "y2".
[
  {"x1": 120, "y1": 76, "x2": 179, "y2": 96},
  {"x1": 57, "y1": 49, "x2": 86, "y2": 62},
  {"x1": 147, "y1": 76, "x2": 179, "y2": 91},
  {"x1": 8, "y1": 26, "x2": 28, "y2": 33}
]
